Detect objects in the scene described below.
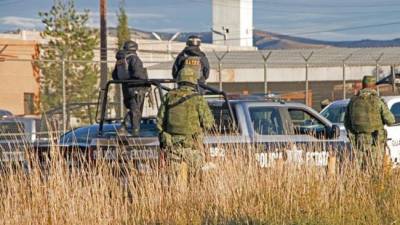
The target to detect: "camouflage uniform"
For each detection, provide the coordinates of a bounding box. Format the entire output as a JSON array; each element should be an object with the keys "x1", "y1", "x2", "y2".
[
  {"x1": 157, "y1": 67, "x2": 214, "y2": 178},
  {"x1": 344, "y1": 76, "x2": 395, "y2": 169}
]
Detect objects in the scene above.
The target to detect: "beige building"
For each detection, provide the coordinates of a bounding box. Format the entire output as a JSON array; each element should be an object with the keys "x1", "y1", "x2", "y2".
[{"x1": 0, "y1": 38, "x2": 40, "y2": 115}]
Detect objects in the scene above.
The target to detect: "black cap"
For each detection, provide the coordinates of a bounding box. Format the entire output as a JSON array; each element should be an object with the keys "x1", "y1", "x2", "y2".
[{"x1": 123, "y1": 40, "x2": 138, "y2": 51}]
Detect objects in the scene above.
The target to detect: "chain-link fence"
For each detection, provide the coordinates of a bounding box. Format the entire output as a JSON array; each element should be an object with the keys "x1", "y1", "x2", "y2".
[{"x1": 1, "y1": 46, "x2": 400, "y2": 130}]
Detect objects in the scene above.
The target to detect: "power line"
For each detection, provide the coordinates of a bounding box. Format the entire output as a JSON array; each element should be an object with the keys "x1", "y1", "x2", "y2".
[{"x1": 291, "y1": 21, "x2": 400, "y2": 36}]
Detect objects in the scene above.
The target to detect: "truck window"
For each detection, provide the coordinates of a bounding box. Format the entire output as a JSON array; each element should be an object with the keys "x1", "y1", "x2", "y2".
[
  {"x1": 390, "y1": 102, "x2": 400, "y2": 124},
  {"x1": 209, "y1": 104, "x2": 237, "y2": 134},
  {"x1": 249, "y1": 107, "x2": 284, "y2": 135},
  {"x1": 288, "y1": 109, "x2": 326, "y2": 138}
]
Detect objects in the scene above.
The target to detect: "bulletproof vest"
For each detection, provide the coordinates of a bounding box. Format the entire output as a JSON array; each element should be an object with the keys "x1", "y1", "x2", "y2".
[
  {"x1": 350, "y1": 93, "x2": 383, "y2": 133},
  {"x1": 165, "y1": 89, "x2": 201, "y2": 135},
  {"x1": 116, "y1": 51, "x2": 134, "y2": 80},
  {"x1": 183, "y1": 54, "x2": 201, "y2": 79}
]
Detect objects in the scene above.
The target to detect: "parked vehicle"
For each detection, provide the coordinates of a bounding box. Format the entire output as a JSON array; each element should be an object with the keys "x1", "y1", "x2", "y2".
[
  {"x1": 320, "y1": 96, "x2": 400, "y2": 165},
  {"x1": 59, "y1": 117, "x2": 158, "y2": 149},
  {"x1": 0, "y1": 109, "x2": 12, "y2": 119},
  {"x1": 0, "y1": 116, "x2": 43, "y2": 163},
  {"x1": 80, "y1": 79, "x2": 346, "y2": 169}
]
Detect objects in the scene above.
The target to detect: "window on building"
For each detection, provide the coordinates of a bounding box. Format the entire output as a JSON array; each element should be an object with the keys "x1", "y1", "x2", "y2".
[{"x1": 24, "y1": 93, "x2": 34, "y2": 115}]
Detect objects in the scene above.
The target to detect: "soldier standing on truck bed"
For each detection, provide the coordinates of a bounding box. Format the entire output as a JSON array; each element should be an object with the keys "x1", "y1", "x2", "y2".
[
  {"x1": 344, "y1": 75, "x2": 395, "y2": 169},
  {"x1": 172, "y1": 35, "x2": 210, "y2": 84},
  {"x1": 112, "y1": 40, "x2": 148, "y2": 136},
  {"x1": 157, "y1": 67, "x2": 214, "y2": 184}
]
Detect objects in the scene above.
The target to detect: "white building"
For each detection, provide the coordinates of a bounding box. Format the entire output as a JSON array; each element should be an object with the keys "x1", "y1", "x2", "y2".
[{"x1": 212, "y1": 0, "x2": 253, "y2": 47}]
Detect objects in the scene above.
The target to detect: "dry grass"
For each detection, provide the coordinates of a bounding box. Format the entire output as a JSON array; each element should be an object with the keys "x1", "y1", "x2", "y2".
[{"x1": 0, "y1": 143, "x2": 400, "y2": 225}]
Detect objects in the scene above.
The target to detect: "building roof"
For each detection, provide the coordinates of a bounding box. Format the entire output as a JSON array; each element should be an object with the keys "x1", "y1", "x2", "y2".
[{"x1": 148, "y1": 47, "x2": 400, "y2": 70}]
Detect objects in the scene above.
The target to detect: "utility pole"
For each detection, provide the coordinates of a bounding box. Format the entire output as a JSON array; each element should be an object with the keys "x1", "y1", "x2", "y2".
[
  {"x1": 61, "y1": 55, "x2": 67, "y2": 131},
  {"x1": 100, "y1": 0, "x2": 108, "y2": 89}
]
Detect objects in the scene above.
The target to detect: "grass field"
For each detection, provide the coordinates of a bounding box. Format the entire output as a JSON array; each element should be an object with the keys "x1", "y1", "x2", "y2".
[{"x1": 0, "y1": 145, "x2": 399, "y2": 225}]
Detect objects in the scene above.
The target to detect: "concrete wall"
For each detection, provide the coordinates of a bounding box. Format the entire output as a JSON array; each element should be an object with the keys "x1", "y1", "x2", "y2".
[
  {"x1": 150, "y1": 65, "x2": 391, "y2": 83},
  {"x1": 212, "y1": 0, "x2": 253, "y2": 47},
  {"x1": 147, "y1": 64, "x2": 393, "y2": 110},
  {"x1": 240, "y1": 0, "x2": 253, "y2": 47}
]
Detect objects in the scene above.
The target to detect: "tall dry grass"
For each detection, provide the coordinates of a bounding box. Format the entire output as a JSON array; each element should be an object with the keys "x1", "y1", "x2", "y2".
[{"x1": 0, "y1": 143, "x2": 400, "y2": 225}]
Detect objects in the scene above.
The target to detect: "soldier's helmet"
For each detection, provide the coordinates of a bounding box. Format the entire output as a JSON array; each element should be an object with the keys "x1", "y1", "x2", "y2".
[
  {"x1": 186, "y1": 35, "x2": 201, "y2": 47},
  {"x1": 177, "y1": 67, "x2": 198, "y2": 84},
  {"x1": 123, "y1": 40, "x2": 138, "y2": 51},
  {"x1": 362, "y1": 75, "x2": 376, "y2": 85}
]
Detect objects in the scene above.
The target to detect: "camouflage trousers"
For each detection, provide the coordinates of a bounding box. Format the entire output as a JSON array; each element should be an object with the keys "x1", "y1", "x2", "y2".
[
  {"x1": 160, "y1": 133, "x2": 205, "y2": 186},
  {"x1": 348, "y1": 131, "x2": 387, "y2": 171}
]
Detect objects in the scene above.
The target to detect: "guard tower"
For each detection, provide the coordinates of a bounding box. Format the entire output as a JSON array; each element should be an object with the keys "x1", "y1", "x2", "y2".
[{"x1": 212, "y1": 0, "x2": 253, "y2": 47}]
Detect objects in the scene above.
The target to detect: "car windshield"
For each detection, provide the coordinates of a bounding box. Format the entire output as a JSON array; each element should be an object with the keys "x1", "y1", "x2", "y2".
[{"x1": 321, "y1": 104, "x2": 346, "y2": 124}]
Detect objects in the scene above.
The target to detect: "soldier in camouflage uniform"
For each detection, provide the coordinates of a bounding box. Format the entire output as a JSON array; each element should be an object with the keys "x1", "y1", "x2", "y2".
[
  {"x1": 344, "y1": 75, "x2": 395, "y2": 169},
  {"x1": 157, "y1": 67, "x2": 214, "y2": 180}
]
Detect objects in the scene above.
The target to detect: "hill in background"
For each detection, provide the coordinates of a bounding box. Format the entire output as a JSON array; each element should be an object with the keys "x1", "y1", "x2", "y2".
[{"x1": 108, "y1": 28, "x2": 400, "y2": 49}]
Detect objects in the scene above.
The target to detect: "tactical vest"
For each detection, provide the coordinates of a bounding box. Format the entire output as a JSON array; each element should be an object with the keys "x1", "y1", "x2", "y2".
[
  {"x1": 350, "y1": 93, "x2": 383, "y2": 133},
  {"x1": 116, "y1": 52, "x2": 134, "y2": 80},
  {"x1": 166, "y1": 89, "x2": 201, "y2": 135},
  {"x1": 183, "y1": 55, "x2": 201, "y2": 79}
]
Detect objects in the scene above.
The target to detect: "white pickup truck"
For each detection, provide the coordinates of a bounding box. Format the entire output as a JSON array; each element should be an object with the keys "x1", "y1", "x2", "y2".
[{"x1": 320, "y1": 96, "x2": 400, "y2": 165}]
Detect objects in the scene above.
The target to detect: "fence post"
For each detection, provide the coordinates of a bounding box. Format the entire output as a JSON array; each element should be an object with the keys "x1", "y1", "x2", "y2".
[
  {"x1": 342, "y1": 54, "x2": 352, "y2": 99},
  {"x1": 260, "y1": 51, "x2": 272, "y2": 95},
  {"x1": 374, "y1": 53, "x2": 384, "y2": 94},
  {"x1": 213, "y1": 49, "x2": 229, "y2": 91},
  {"x1": 392, "y1": 65, "x2": 396, "y2": 93},
  {"x1": 300, "y1": 51, "x2": 314, "y2": 106},
  {"x1": 61, "y1": 56, "x2": 67, "y2": 131}
]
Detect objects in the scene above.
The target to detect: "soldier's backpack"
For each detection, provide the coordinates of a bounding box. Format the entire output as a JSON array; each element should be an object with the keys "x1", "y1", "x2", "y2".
[
  {"x1": 349, "y1": 93, "x2": 383, "y2": 133},
  {"x1": 165, "y1": 90, "x2": 201, "y2": 135},
  {"x1": 115, "y1": 50, "x2": 134, "y2": 80}
]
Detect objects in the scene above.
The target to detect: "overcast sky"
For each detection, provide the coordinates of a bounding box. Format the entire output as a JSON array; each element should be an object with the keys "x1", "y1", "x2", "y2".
[{"x1": 0, "y1": 0, "x2": 400, "y2": 41}]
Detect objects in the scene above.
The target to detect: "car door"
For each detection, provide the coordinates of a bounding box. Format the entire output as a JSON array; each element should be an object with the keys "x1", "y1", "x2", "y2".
[
  {"x1": 386, "y1": 102, "x2": 400, "y2": 166},
  {"x1": 205, "y1": 102, "x2": 251, "y2": 158},
  {"x1": 246, "y1": 105, "x2": 295, "y2": 167},
  {"x1": 282, "y1": 107, "x2": 344, "y2": 166}
]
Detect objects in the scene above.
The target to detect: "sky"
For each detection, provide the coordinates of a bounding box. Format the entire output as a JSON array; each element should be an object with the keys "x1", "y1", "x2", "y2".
[{"x1": 0, "y1": 0, "x2": 400, "y2": 41}]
